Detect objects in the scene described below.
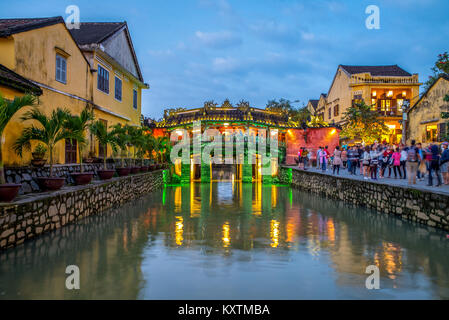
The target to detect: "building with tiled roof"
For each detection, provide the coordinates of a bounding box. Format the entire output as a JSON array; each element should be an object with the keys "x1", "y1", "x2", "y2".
[
  {"x1": 0, "y1": 64, "x2": 42, "y2": 95},
  {"x1": 322, "y1": 64, "x2": 421, "y2": 143},
  {"x1": 0, "y1": 16, "x2": 148, "y2": 165}
]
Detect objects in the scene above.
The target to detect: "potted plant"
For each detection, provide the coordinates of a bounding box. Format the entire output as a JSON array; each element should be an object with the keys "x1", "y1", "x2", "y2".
[
  {"x1": 0, "y1": 94, "x2": 37, "y2": 202},
  {"x1": 65, "y1": 108, "x2": 95, "y2": 185},
  {"x1": 14, "y1": 108, "x2": 71, "y2": 191},
  {"x1": 31, "y1": 143, "x2": 47, "y2": 167},
  {"x1": 138, "y1": 131, "x2": 153, "y2": 172},
  {"x1": 111, "y1": 123, "x2": 131, "y2": 177},
  {"x1": 83, "y1": 150, "x2": 95, "y2": 164},
  {"x1": 89, "y1": 120, "x2": 117, "y2": 180}
]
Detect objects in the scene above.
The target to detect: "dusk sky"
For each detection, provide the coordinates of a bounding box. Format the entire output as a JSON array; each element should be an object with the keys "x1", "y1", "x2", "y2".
[{"x1": 2, "y1": 0, "x2": 449, "y2": 119}]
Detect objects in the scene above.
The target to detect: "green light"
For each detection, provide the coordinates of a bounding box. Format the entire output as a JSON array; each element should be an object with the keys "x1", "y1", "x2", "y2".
[{"x1": 162, "y1": 187, "x2": 166, "y2": 205}]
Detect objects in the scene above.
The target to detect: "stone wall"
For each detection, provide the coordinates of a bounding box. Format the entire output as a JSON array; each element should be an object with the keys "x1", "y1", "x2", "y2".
[
  {"x1": 289, "y1": 167, "x2": 449, "y2": 231},
  {"x1": 5, "y1": 159, "x2": 148, "y2": 195},
  {"x1": 0, "y1": 170, "x2": 164, "y2": 250}
]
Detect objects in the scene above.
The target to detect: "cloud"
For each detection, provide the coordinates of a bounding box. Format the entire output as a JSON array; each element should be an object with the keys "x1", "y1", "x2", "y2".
[{"x1": 195, "y1": 30, "x2": 242, "y2": 48}]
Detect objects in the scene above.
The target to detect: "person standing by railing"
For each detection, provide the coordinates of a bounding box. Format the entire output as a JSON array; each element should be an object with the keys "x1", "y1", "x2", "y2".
[{"x1": 427, "y1": 144, "x2": 442, "y2": 187}]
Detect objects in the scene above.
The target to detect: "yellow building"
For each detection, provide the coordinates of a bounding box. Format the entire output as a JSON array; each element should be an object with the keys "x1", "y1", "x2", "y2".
[
  {"x1": 323, "y1": 65, "x2": 421, "y2": 143},
  {"x1": 0, "y1": 17, "x2": 148, "y2": 166},
  {"x1": 314, "y1": 93, "x2": 327, "y2": 121},
  {"x1": 406, "y1": 74, "x2": 449, "y2": 144},
  {"x1": 306, "y1": 99, "x2": 319, "y2": 115}
]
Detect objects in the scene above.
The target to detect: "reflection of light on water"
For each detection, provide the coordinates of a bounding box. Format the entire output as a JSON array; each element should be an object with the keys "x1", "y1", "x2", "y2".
[
  {"x1": 252, "y1": 183, "x2": 262, "y2": 215},
  {"x1": 270, "y1": 220, "x2": 280, "y2": 248},
  {"x1": 190, "y1": 183, "x2": 200, "y2": 217},
  {"x1": 327, "y1": 219, "x2": 335, "y2": 243},
  {"x1": 174, "y1": 187, "x2": 181, "y2": 213},
  {"x1": 271, "y1": 185, "x2": 277, "y2": 208},
  {"x1": 375, "y1": 242, "x2": 403, "y2": 281},
  {"x1": 175, "y1": 216, "x2": 184, "y2": 246},
  {"x1": 222, "y1": 222, "x2": 231, "y2": 248}
]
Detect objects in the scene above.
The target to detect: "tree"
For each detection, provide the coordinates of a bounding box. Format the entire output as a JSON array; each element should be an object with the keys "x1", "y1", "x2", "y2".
[
  {"x1": 14, "y1": 108, "x2": 72, "y2": 177},
  {"x1": 126, "y1": 125, "x2": 146, "y2": 167},
  {"x1": 64, "y1": 108, "x2": 94, "y2": 173},
  {"x1": 340, "y1": 101, "x2": 389, "y2": 144},
  {"x1": 111, "y1": 123, "x2": 130, "y2": 168},
  {"x1": 89, "y1": 120, "x2": 118, "y2": 170},
  {"x1": 0, "y1": 94, "x2": 37, "y2": 184},
  {"x1": 265, "y1": 99, "x2": 310, "y2": 126},
  {"x1": 153, "y1": 136, "x2": 169, "y2": 163},
  {"x1": 423, "y1": 52, "x2": 449, "y2": 93}
]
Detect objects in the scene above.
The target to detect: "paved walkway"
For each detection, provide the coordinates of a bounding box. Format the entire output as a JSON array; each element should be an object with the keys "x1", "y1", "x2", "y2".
[{"x1": 286, "y1": 164, "x2": 449, "y2": 196}]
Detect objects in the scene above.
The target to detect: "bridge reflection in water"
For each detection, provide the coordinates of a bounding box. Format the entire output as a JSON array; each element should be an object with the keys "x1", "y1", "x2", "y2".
[{"x1": 0, "y1": 183, "x2": 449, "y2": 299}]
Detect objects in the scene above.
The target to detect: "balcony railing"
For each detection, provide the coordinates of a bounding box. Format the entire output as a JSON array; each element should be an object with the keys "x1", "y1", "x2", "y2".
[
  {"x1": 350, "y1": 78, "x2": 420, "y2": 85},
  {"x1": 353, "y1": 99, "x2": 407, "y2": 117}
]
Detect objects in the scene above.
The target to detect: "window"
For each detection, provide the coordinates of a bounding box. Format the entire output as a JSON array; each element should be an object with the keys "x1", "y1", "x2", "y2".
[
  {"x1": 56, "y1": 54, "x2": 67, "y2": 83},
  {"x1": 328, "y1": 108, "x2": 332, "y2": 119},
  {"x1": 115, "y1": 76, "x2": 122, "y2": 101},
  {"x1": 426, "y1": 124, "x2": 438, "y2": 142},
  {"x1": 334, "y1": 105, "x2": 339, "y2": 117},
  {"x1": 133, "y1": 89, "x2": 138, "y2": 109},
  {"x1": 97, "y1": 65, "x2": 109, "y2": 94}
]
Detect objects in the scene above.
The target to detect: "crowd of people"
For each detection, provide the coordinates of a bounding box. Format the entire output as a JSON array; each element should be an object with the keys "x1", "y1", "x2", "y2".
[{"x1": 296, "y1": 140, "x2": 449, "y2": 187}]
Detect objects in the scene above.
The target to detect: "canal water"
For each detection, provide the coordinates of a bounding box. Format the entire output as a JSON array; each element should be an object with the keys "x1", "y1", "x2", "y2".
[{"x1": 1, "y1": 183, "x2": 449, "y2": 300}]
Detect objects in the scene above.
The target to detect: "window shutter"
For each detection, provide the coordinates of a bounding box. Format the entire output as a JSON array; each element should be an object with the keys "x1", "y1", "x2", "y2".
[{"x1": 439, "y1": 122, "x2": 447, "y2": 141}]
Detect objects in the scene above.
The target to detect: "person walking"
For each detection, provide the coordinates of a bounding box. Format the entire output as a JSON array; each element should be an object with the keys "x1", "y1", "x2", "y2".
[
  {"x1": 440, "y1": 142, "x2": 449, "y2": 185},
  {"x1": 400, "y1": 147, "x2": 408, "y2": 179},
  {"x1": 332, "y1": 146, "x2": 342, "y2": 175},
  {"x1": 316, "y1": 147, "x2": 322, "y2": 170},
  {"x1": 302, "y1": 148, "x2": 309, "y2": 170},
  {"x1": 406, "y1": 140, "x2": 421, "y2": 185},
  {"x1": 416, "y1": 142, "x2": 425, "y2": 181},
  {"x1": 427, "y1": 144, "x2": 442, "y2": 187},
  {"x1": 392, "y1": 148, "x2": 402, "y2": 179},
  {"x1": 362, "y1": 146, "x2": 371, "y2": 180},
  {"x1": 341, "y1": 147, "x2": 348, "y2": 169}
]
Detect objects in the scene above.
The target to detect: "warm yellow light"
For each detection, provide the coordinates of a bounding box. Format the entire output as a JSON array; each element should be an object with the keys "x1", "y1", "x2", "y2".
[
  {"x1": 222, "y1": 222, "x2": 231, "y2": 248},
  {"x1": 176, "y1": 130, "x2": 183, "y2": 136},
  {"x1": 175, "y1": 216, "x2": 184, "y2": 246},
  {"x1": 223, "y1": 123, "x2": 229, "y2": 126},
  {"x1": 387, "y1": 91, "x2": 393, "y2": 97},
  {"x1": 387, "y1": 124, "x2": 396, "y2": 130},
  {"x1": 372, "y1": 91, "x2": 377, "y2": 97},
  {"x1": 402, "y1": 91, "x2": 407, "y2": 97},
  {"x1": 270, "y1": 220, "x2": 280, "y2": 248},
  {"x1": 330, "y1": 129, "x2": 336, "y2": 135}
]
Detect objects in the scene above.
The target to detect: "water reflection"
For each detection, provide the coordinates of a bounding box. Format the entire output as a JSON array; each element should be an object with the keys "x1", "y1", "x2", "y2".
[{"x1": 0, "y1": 182, "x2": 449, "y2": 299}]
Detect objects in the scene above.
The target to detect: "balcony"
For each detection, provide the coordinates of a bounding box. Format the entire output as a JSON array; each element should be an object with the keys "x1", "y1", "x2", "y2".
[
  {"x1": 350, "y1": 77, "x2": 421, "y2": 86},
  {"x1": 353, "y1": 99, "x2": 408, "y2": 117}
]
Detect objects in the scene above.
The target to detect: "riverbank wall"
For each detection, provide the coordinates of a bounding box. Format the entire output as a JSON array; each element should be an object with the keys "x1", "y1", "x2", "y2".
[
  {"x1": 0, "y1": 170, "x2": 164, "y2": 250},
  {"x1": 286, "y1": 167, "x2": 449, "y2": 231}
]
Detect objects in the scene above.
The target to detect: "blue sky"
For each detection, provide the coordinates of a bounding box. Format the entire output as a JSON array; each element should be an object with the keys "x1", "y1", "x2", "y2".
[{"x1": 2, "y1": 0, "x2": 449, "y2": 119}]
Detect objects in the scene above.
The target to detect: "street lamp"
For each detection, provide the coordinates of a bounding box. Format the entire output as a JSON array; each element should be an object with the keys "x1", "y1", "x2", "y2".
[{"x1": 401, "y1": 100, "x2": 410, "y2": 144}]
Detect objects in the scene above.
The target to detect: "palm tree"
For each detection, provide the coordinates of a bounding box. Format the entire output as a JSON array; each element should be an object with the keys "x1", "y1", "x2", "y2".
[
  {"x1": 64, "y1": 108, "x2": 94, "y2": 173},
  {"x1": 153, "y1": 136, "x2": 169, "y2": 163},
  {"x1": 14, "y1": 108, "x2": 71, "y2": 177},
  {"x1": 127, "y1": 125, "x2": 145, "y2": 167},
  {"x1": 0, "y1": 94, "x2": 37, "y2": 185},
  {"x1": 111, "y1": 123, "x2": 130, "y2": 168},
  {"x1": 89, "y1": 120, "x2": 118, "y2": 170}
]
